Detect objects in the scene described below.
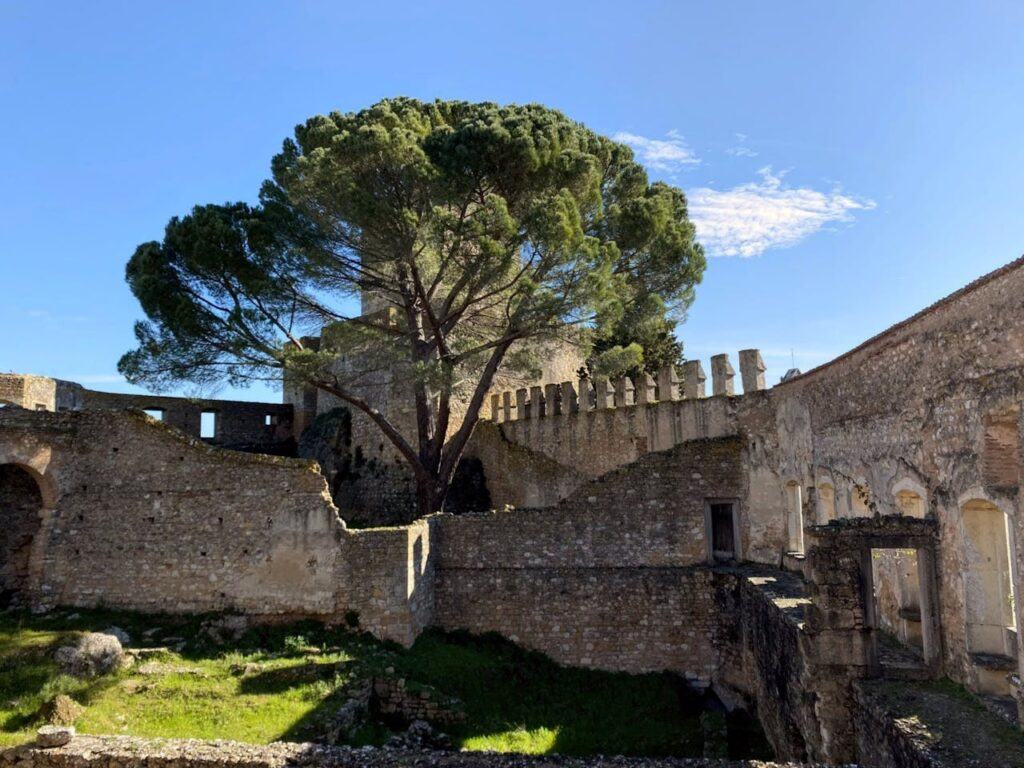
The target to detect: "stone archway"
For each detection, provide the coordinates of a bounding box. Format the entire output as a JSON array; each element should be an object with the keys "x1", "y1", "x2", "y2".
[{"x1": 0, "y1": 464, "x2": 45, "y2": 605}]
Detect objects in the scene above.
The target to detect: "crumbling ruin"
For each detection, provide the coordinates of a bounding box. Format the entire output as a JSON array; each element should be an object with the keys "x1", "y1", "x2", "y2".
[{"x1": 2, "y1": 256, "x2": 1024, "y2": 766}]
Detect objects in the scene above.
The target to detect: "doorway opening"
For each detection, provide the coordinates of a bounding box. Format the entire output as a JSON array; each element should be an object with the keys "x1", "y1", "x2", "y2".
[
  {"x1": 706, "y1": 500, "x2": 740, "y2": 562},
  {"x1": 0, "y1": 464, "x2": 44, "y2": 606}
]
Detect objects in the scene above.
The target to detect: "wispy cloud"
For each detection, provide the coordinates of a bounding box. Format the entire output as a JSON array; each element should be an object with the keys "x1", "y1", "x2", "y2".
[
  {"x1": 688, "y1": 167, "x2": 875, "y2": 257},
  {"x1": 725, "y1": 132, "x2": 758, "y2": 158},
  {"x1": 613, "y1": 129, "x2": 700, "y2": 171}
]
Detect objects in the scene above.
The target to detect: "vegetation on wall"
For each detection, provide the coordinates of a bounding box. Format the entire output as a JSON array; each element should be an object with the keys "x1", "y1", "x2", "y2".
[{"x1": 119, "y1": 98, "x2": 705, "y2": 516}]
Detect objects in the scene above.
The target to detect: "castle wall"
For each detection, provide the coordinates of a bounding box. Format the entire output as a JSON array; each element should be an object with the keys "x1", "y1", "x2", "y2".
[
  {"x1": 0, "y1": 375, "x2": 294, "y2": 451},
  {"x1": 433, "y1": 438, "x2": 745, "y2": 680},
  {"x1": 766, "y1": 257, "x2": 1024, "y2": 704},
  {"x1": 0, "y1": 408, "x2": 342, "y2": 617},
  {"x1": 472, "y1": 257, "x2": 1024, "y2": 708},
  {"x1": 76, "y1": 388, "x2": 295, "y2": 451},
  {"x1": 0, "y1": 406, "x2": 431, "y2": 645},
  {"x1": 0, "y1": 374, "x2": 56, "y2": 411},
  {"x1": 492, "y1": 393, "x2": 739, "y2": 480}
]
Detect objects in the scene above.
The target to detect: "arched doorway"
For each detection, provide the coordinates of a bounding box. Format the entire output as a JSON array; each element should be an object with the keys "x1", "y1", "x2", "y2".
[{"x1": 0, "y1": 464, "x2": 44, "y2": 605}]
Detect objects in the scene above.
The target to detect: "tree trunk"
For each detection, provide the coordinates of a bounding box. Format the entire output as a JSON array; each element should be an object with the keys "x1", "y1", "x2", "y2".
[{"x1": 415, "y1": 474, "x2": 449, "y2": 518}]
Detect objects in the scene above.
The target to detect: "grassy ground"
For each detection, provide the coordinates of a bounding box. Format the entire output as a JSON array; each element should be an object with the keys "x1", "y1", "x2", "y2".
[{"x1": 0, "y1": 609, "x2": 768, "y2": 758}]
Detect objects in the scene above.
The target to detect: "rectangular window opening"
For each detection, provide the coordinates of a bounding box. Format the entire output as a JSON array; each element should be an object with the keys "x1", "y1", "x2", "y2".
[
  {"x1": 709, "y1": 501, "x2": 737, "y2": 562},
  {"x1": 143, "y1": 409, "x2": 164, "y2": 422},
  {"x1": 264, "y1": 413, "x2": 276, "y2": 427},
  {"x1": 200, "y1": 411, "x2": 217, "y2": 439}
]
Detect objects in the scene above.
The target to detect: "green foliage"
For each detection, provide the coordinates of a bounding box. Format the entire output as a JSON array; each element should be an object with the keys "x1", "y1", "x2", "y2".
[
  {"x1": 119, "y1": 98, "x2": 705, "y2": 510},
  {"x1": 0, "y1": 609, "x2": 754, "y2": 758}
]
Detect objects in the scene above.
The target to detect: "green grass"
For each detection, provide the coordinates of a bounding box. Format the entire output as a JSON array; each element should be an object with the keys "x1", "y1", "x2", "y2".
[{"x1": 0, "y1": 609, "x2": 769, "y2": 759}]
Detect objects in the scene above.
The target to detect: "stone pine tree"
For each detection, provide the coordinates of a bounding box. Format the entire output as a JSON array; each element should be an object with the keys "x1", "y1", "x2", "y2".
[{"x1": 119, "y1": 98, "x2": 705, "y2": 516}]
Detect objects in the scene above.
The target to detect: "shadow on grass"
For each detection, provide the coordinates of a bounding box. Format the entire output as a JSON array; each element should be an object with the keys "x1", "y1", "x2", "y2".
[
  {"x1": 238, "y1": 661, "x2": 351, "y2": 695},
  {"x1": 0, "y1": 609, "x2": 774, "y2": 759}
]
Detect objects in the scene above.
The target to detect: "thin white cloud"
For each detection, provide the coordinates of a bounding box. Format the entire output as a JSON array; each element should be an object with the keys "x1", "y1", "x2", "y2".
[
  {"x1": 725, "y1": 132, "x2": 758, "y2": 158},
  {"x1": 725, "y1": 146, "x2": 758, "y2": 158},
  {"x1": 613, "y1": 129, "x2": 700, "y2": 171},
  {"x1": 688, "y1": 167, "x2": 875, "y2": 258}
]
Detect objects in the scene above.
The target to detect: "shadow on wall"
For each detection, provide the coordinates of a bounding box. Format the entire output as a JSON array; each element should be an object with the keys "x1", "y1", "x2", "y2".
[{"x1": 297, "y1": 407, "x2": 492, "y2": 527}]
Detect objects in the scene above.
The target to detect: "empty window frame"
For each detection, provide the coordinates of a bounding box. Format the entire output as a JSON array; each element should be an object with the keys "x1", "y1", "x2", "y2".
[
  {"x1": 706, "y1": 500, "x2": 740, "y2": 562},
  {"x1": 200, "y1": 411, "x2": 217, "y2": 439}
]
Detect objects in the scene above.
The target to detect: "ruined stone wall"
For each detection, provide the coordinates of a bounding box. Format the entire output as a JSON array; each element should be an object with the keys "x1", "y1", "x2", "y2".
[
  {"x1": 0, "y1": 464, "x2": 43, "y2": 599},
  {"x1": 344, "y1": 518, "x2": 438, "y2": 644},
  {"x1": 0, "y1": 407, "x2": 435, "y2": 645},
  {"x1": 766, "y1": 257, "x2": 1024, "y2": 703},
  {"x1": 0, "y1": 407, "x2": 344, "y2": 617},
  {"x1": 0, "y1": 375, "x2": 294, "y2": 451},
  {"x1": 434, "y1": 438, "x2": 746, "y2": 679},
  {"x1": 0, "y1": 375, "x2": 56, "y2": 411},
  {"x1": 436, "y1": 566, "x2": 727, "y2": 680},
  {"x1": 439, "y1": 438, "x2": 744, "y2": 570},
  {"x1": 77, "y1": 388, "x2": 295, "y2": 452},
  {"x1": 461, "y1": 421, "x2": 581, "y2": 509}
]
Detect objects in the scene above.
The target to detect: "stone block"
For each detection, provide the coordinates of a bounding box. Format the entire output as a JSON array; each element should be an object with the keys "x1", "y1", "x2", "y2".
[
  {"x1": 710, "y1": 354, "x2": 735, "y2": 396},
  {"x1": 681, "y1": 360, "x2": 706, "y2": 398},
  {"x1": 738, "y1": 348, "x2": 766, "y2": 392}
]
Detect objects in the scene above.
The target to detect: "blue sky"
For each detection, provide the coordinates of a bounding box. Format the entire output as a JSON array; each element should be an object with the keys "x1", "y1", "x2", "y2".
[{"x1": 2, "y1": 1, "x2": 1023, "y2": 401}]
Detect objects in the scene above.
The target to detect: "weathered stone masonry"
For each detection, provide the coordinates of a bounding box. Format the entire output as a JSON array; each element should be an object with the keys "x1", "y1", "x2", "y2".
[{"x1": 3, "y1": 256, "x2": 1024, "y2": 766}]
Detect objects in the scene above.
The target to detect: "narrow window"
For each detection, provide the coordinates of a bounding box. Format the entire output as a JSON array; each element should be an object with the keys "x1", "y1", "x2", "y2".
[
  {"x1": 709, "y1": 502, "x2": 737, "y2": 561},
  {"x1": 143, "y1": 408, "x2": 164, "y2": 422},
  {"x1": 200, "y1": 411, "x2": 217, "y2": 439},
  {"x1": 264, "y1": 413, "x2": 275, "y2": 427},
  {"x1": 786, "y1": 481, "x2": 804, "y2": 553}
]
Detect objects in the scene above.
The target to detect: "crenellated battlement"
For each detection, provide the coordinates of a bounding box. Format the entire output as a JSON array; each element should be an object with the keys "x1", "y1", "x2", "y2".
[{"x1": 486, "y1": 348, "x2": 766, "y2": 423}]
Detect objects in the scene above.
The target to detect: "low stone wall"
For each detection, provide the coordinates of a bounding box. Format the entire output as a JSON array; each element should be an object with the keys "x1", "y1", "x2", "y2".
[
  {"x1": 0, "y1": 735, "x2": 816, "y2": 768},
  {"x1": 436, "y1": 566, "x2": 726, "y2": 680},
  {"x1": 727, "y1": 571, "x2": 815, "y2": 763},
  {"x1": 852, "y1": 678, "x2": 1024, "y2": 767}
]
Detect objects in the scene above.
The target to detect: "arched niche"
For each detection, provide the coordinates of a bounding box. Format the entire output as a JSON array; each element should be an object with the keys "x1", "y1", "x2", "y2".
[
  {"x1": 0, "y1": 463, "x2": 46, "y2": 604},
  {"x1": 893, "y1": 479, "x2": 927, "y2": 519},
  {"x1": 817, "y1": 479, "x2": 836, "y2": 523}
]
